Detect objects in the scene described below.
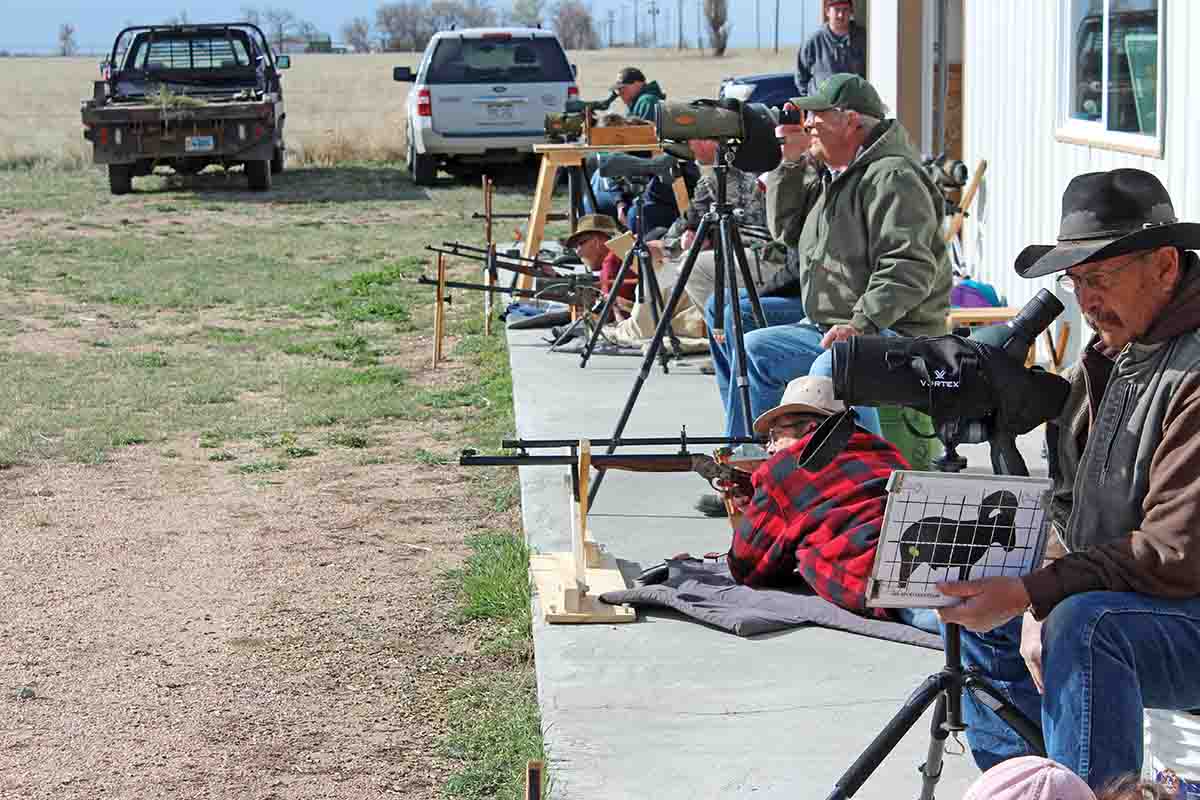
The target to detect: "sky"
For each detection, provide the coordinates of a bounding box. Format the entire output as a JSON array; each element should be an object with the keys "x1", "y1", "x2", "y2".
[{"x1": 4, "y1": 0, "x2": 823, "y2": 54}]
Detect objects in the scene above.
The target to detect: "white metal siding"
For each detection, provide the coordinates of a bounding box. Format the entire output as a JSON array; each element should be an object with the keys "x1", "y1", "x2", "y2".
[{"x1": 961, "y1": 0, "x2": 1194, "y2": 363}]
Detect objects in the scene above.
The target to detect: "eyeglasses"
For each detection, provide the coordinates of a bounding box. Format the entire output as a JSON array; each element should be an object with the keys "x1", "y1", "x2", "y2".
[
  {"x1": 768, "y1": 419, "x2": 810, "y2": 444},
  {"x1": 1057, "y1": 251, "x2": 1153, "y2": 294}
]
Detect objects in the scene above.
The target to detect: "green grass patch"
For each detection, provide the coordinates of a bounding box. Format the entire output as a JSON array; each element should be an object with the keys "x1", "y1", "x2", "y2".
[
  {"x1": 327, "y1": 431, "x2": 370, "y2": 449},
  {"x1": 284, "y1": 446, "x2": 318, "y2": 458},
  {"x1": 235, "y1": 460, "x2": 288, "y2": 475},
  {"x1": 208, "y1": 451, "x2": 236, "y2": 462}
]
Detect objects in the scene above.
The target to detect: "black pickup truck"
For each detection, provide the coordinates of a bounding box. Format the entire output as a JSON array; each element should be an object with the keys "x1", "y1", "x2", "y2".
[{"x1": 82, "y1": 24, "x2": 290, "y2": 194}]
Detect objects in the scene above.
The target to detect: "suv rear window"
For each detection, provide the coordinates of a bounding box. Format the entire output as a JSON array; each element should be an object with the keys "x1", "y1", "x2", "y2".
[
  {"x1": 127, "y1": 35, "x2": 253, "y2": 70},
  {"x1": 426, "y1": 36, "x2": 571, "y2": 84}
]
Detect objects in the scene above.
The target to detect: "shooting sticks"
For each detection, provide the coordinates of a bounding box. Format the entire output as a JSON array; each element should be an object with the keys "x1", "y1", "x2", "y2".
[{"x1": 431, "y1": 252, "x2": 448, "y2": 369}]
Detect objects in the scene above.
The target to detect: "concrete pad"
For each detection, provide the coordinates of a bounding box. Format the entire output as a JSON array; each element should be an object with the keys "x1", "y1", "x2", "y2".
[{"x1": 505, "y1": 329, "x2": 1047, "y2": 799}]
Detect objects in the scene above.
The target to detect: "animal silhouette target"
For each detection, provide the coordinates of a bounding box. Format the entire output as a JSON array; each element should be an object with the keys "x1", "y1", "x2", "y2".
[{"x1": 867, "y1": 473, "x2": 1051, "y2": 609}]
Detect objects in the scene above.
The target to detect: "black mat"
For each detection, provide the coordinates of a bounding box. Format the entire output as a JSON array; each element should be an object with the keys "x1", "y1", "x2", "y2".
[{"x1": 600, "y1": 558, "x2": 942, "y2": 647}]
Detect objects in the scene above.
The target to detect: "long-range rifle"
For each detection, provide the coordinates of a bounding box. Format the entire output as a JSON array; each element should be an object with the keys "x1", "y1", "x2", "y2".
[
  {"x1": 459, "y1": 430, "x2": 766, "y2": 496},
  {"x1": 416, "y1": 275, "x2": 600, "y2": 310}
]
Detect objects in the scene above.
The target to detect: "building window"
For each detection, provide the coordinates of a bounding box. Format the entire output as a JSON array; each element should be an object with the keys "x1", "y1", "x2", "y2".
[{"x1": 1059, "y1": 0, "x2": 1162, "y2": 153}]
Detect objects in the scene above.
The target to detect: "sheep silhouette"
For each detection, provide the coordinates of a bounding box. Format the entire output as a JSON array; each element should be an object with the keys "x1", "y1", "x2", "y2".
[{"x1": 895, "y1": 490, "x2": 1020, "y2": 588}]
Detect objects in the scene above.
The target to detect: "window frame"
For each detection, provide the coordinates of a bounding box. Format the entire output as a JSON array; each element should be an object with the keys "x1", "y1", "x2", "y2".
[{"x1": 1055, "y1": 0, "x2": 1166, "y2": 158}]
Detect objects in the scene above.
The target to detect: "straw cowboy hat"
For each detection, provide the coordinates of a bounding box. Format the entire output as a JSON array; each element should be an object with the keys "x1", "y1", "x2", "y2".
[
  {"x1": 753, "y1": 376, "x2": 846, "y2": 435},
  {"x1": 1015, "y1": 168, "x2": 1200, "y2": 279}
]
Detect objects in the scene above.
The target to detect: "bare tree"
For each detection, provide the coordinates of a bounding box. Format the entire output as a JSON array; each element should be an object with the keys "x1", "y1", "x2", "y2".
[
  {"x1": 553, "y1": 1, "x2": 598, "y2": 49},
  {"x1": 342, "y1": 17, "x2": 372, "y2": 52},
  {"x1": 58, "y1": 23, "x2": 78, "y2": 57},
  {"x1": 460, "y1": 0, "x2": 498, "y2": 27},
  {"x1": 510, "y1": 0, "x2": 545, "y2": 27},
  {"x1": 163, "y1": 10, "x2": 190, "y2": 25},
  {"x1": 240, "y1": 5, "x2": 262, "y2": 26},
  {"x1": 263, "y1": 7, "x2": 299, "y2": 52},
  {"x1": 377, "y1": 1, "x2": 433, "y2": 51},
  {"x1": 703, "y1": 0, "x2": 729, "y2": 56}
]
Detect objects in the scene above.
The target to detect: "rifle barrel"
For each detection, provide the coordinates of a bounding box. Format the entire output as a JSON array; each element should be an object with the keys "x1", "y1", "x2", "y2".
[
  {"x1": 460, "y1": 452, "x2": 700, "y2": 472},
  {"x1": 500, "y1": 436, "x2": 761, "y2": 449}
]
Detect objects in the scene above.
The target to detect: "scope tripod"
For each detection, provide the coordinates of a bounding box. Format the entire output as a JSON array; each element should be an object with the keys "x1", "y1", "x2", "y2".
[
  {"x1": 579, "y1": 186, "x2": 681, "y2": 372},
  {"x1": 587, "y1": 142, "x2": 769, "y2": 505},
  {"x1": 826, "y1": 429, "x2": 1045, "y2": 800}
]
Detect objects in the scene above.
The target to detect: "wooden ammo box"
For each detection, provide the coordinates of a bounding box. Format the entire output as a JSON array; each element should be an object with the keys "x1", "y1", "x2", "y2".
[{"x1": 586, "y1": 124, "x2": 658, "y2": 147}]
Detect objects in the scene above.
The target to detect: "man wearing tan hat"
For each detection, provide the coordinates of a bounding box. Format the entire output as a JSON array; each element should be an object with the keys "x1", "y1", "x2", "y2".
[
  {"x1": 565, "y1": 214, "x2": 635, "y2": 318},
  {"x1": 721, "y1": 376, "x2": 935, "y2": 624}
]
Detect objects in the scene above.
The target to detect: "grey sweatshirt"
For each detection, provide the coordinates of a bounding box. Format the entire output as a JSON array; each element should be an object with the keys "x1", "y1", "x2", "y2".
[{"x1": 795, "y1": 23, "x2": 868, "y2": 96}]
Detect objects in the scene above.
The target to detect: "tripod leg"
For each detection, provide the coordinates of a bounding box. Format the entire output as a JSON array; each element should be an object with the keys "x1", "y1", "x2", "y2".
[
  {"x1": 964, "y1": 674, "x2": 1047, "y2": 756},
  {"x1": 638, "y1": 248, "x2": 677, "y2": 373},
  {"x1": 580, "y1": 248, "x2": 637, "y2": 368},
  {"x1": 719, "y1": 216, "x2": 756, "y2": 436},
  {"x1": 729, "y1": 224, "x2": 768, "y2": 329},
  {"x1": 587, "y1": 219, "x2": 715, "y2": 507},
  {"x1": 825, "y1": 674, "x2": 949, "y2": 800},
  {"x1": 710, "y1": 216, "x2": 726, "y2": 335},
  {"x1": 917, "y1": 694, "x2": 950, "y2": 800}
]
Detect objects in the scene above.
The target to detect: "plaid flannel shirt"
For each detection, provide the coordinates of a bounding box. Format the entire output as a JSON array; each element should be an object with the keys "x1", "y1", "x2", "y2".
[{"x1": 727, "y1": 430, "x2": 909, "y2": 618}]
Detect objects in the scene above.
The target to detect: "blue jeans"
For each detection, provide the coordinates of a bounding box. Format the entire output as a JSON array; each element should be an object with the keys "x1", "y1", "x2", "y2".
[
  {"x1": 704, "y1": 290, "x2": 807, "y2": 438},
  {"x1": 705, "y1": 292, "x2": 890, "y2": 438},
  {"x1": 586, "y1": 167, "x2": 623, "y2": 219},
  {"x1": 955, "y1": 592, "x2": 1200, "y2": 788}
]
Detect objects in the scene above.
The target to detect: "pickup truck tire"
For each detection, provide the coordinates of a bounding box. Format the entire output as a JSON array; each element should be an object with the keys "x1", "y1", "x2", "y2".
[
  {"x1": 108, "y1": 164, "x2": 133, "y2": 195},
  {"x1": 245, "y1": 159, "x2": 272, "y2": 191},
  {"x1": 271, "y1": 146, "x2": 285, "y2": 175},
  {"x1": 408, "y1": 134, "x2": 437, "y2": 187}
]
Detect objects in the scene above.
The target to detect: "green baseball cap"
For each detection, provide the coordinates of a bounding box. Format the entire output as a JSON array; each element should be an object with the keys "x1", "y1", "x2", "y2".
[{"x1": 790, "y1": 73, "x2": 888, "y2": 118}]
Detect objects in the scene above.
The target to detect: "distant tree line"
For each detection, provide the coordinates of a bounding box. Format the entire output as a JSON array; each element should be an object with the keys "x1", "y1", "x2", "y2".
[{"x1": 347, "y1": 0, "x2": 598, "y2": 53}]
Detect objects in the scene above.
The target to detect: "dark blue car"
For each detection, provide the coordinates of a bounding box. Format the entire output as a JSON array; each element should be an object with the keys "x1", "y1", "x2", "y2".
[{"x1": 718, "y1": 72, "x2": 796, "y2": 110}]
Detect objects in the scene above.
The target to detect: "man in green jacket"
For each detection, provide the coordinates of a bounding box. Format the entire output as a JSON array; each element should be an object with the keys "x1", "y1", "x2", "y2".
[
  {"x1": 705, "y1": 73, "x2": 950, "y2": 443},
  {"x1": 611, "y1": 67, "x2": 666, "y2": 122}
]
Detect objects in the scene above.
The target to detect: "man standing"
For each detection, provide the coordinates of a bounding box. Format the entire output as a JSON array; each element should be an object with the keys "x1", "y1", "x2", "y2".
[
  {"x1": 795, "y1": 0, "x2": 867, "y2": 97},
  {"x1": 937, "y1": 169, "x2": 1200, "y2": 788},
  {"x1": 611, "y1": 66, "x2": 665, "y2": 121}
]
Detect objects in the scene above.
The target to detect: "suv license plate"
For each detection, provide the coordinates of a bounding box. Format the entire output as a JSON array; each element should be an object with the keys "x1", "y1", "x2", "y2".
[
  {"x1": 185, "y1": 135, "x2": 215, "y2": 153},
  {"x1": 486, "y1": 104, "x2": 514, "y2": 121}
]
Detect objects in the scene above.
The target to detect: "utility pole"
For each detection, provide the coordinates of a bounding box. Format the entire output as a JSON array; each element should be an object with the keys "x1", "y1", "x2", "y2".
[
  {"x1": 696, "y1": 0, "x2": 702, "y2": 50},
  {"x1": 648, "y1": 0, "x2": 660, "y2": 47},
  {"x1": 756, "y1": 0, "x2": 760, "y2": 50},
  {"x1": 608, "y1": 10, "x2": 616, "y2": 48},
  {"x1": 774, "y1": 0, "x2": 780, "y2": 53},
  {"x1": 634, "y1": 0, "x2": 640, "y2": 47},
  {"x1": 677, "y1": 0, "x2": 684, "y2": 49}
]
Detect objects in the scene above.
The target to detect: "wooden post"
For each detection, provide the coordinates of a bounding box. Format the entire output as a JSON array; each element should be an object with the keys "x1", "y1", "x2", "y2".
[
  {"x1": 431, "y1": 252, "x2": 447, "y2": 369},
  {"x1": 483, "y1": 175, "x2": 495, "y2": 336},
  {"x1": 946, "y1": 159, "x2": 988, "y2": 243},
  {"x1": 525, "y1": 761, "x2": 544, "y2": 800}
]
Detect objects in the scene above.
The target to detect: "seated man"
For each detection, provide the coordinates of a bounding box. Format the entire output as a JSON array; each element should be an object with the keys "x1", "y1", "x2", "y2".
[
  {"x1": 936, "y1": 169, "x2": 1200, "y2": 788},
  {"x1": 565, "y1": 214, "x2": 634, "y2": 319},
  {"x1": 723, "y1": 376, "x2": 932, "y2": 631},
  {"x1": 708, "y1": 74, "x2": 950, "y2": 444}
]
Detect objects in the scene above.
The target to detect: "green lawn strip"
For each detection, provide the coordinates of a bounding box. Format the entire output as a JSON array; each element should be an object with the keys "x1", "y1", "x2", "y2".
[{"x1": 434, "y1": 309, "x2": 545, "y2": 797}]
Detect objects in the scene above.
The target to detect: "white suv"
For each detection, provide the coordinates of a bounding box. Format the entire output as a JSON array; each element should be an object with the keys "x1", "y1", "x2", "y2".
[{"x1": 393, "y1": 28, "x2": 577, "y2": 185}]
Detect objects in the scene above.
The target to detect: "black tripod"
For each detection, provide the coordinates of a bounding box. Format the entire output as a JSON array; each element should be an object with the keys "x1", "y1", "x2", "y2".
[
  {"x1": 579, "y1": 184, "x2": 681, "y2": 372},
  {"x1": 588, "y1": 142, "x2": 768, "y2": 505},
  {"x1": 826, "y1": 430, "x2": 1046, "y2": 800}
]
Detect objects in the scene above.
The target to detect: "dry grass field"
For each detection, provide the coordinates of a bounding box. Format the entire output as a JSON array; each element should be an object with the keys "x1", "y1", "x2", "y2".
[{"x1": 0, "y1": 47, "x2": 795, "y2": 168}]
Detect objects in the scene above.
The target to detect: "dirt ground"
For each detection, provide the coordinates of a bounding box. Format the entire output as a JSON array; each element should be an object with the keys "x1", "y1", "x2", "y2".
[{"x1": 0, "y1": 326, "x2": 508, "y2": 799}]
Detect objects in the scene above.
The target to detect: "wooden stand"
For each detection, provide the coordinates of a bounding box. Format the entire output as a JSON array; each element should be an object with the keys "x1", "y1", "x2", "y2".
[
  {"x1": 528, "y1": 439, "x2": 636, "y2": 624},
  {"x1": 431, "y1": 252, "x2": 448, "y2": 369},
  {"x1": 946, "y1": 159, "x2": 988, "y2": 243},
  {"x1": 519, "y1": 143, "x2": 667, "y2": 291}
]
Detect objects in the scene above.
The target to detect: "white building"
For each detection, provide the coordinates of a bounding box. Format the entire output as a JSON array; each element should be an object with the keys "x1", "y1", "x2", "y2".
[{"x1": 864, "y1": 0, "x2": 1172, "y2": 365}]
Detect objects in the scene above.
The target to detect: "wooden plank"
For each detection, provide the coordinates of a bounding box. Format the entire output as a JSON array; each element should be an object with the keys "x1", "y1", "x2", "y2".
[
  {"x1": 431, "y1": 253, "x2": 447, "y2": 368},
  {"x1": 483, "y1": 175, "x2": 494, "y2": 336},
  {"x1": 671, "y1": 175, "x2": 690, "y2": 216},
  {"x1": 947, "y1": 306, "x2": 1020, "y2": 329},
  {"x1": 533, "y1": 143, "x2": 664, "y2": 155},
  {"x1": 530, "y1": 551, "x2": 636, "y2": 624},
  {"x1": 587, "y1": 125, "x2": 659, "y2": 147},
  {"x1": 518, "y1": 156, "x2": 561, "y2": 290},
  {"x1": 946, "y1": 159, "x2": 988, "y2": 243}
]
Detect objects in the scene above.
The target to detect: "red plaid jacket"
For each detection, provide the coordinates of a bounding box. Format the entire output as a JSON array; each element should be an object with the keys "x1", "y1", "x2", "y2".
[{"x1": 727, "y1": 430, "x2": 908, "y2": 618}]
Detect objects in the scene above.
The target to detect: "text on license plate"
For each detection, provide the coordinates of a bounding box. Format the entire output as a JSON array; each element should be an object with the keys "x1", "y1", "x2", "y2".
[
  {"x1": 486, "y1": 104, "x2": 514, "y2": 121},
  {"x1": 185, "y1": 135, "x2": 215, "y2": 153}
]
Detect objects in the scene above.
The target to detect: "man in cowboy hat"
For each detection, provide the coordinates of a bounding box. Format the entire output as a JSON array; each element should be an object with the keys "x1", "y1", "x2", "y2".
[
  {"x1": 795, "y1": 0, "x2": 867, "y2": 97},
  {"x1": 566, "y1": 214, "x2": 634, "y2": 317},
  {"x1": 934, "y1": 168, "x2": 1200, "y2": 788},
  {"x1": 722, "y1": 376, "x2": 937, "y2": 631}
]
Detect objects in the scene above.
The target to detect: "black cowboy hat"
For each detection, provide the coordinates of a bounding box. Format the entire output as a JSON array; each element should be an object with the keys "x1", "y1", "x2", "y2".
[{"x1": 1015, "y1": 168, "x2": 1200, "y2": 279}]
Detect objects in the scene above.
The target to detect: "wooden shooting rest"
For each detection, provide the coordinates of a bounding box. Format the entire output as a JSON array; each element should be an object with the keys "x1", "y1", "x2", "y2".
[
  {"x1": 528, "y1": 439, "x2": 636, "y2": 624},
  {"x1": 518, "y1": 143, "x2": 689, "y2": 292}
]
